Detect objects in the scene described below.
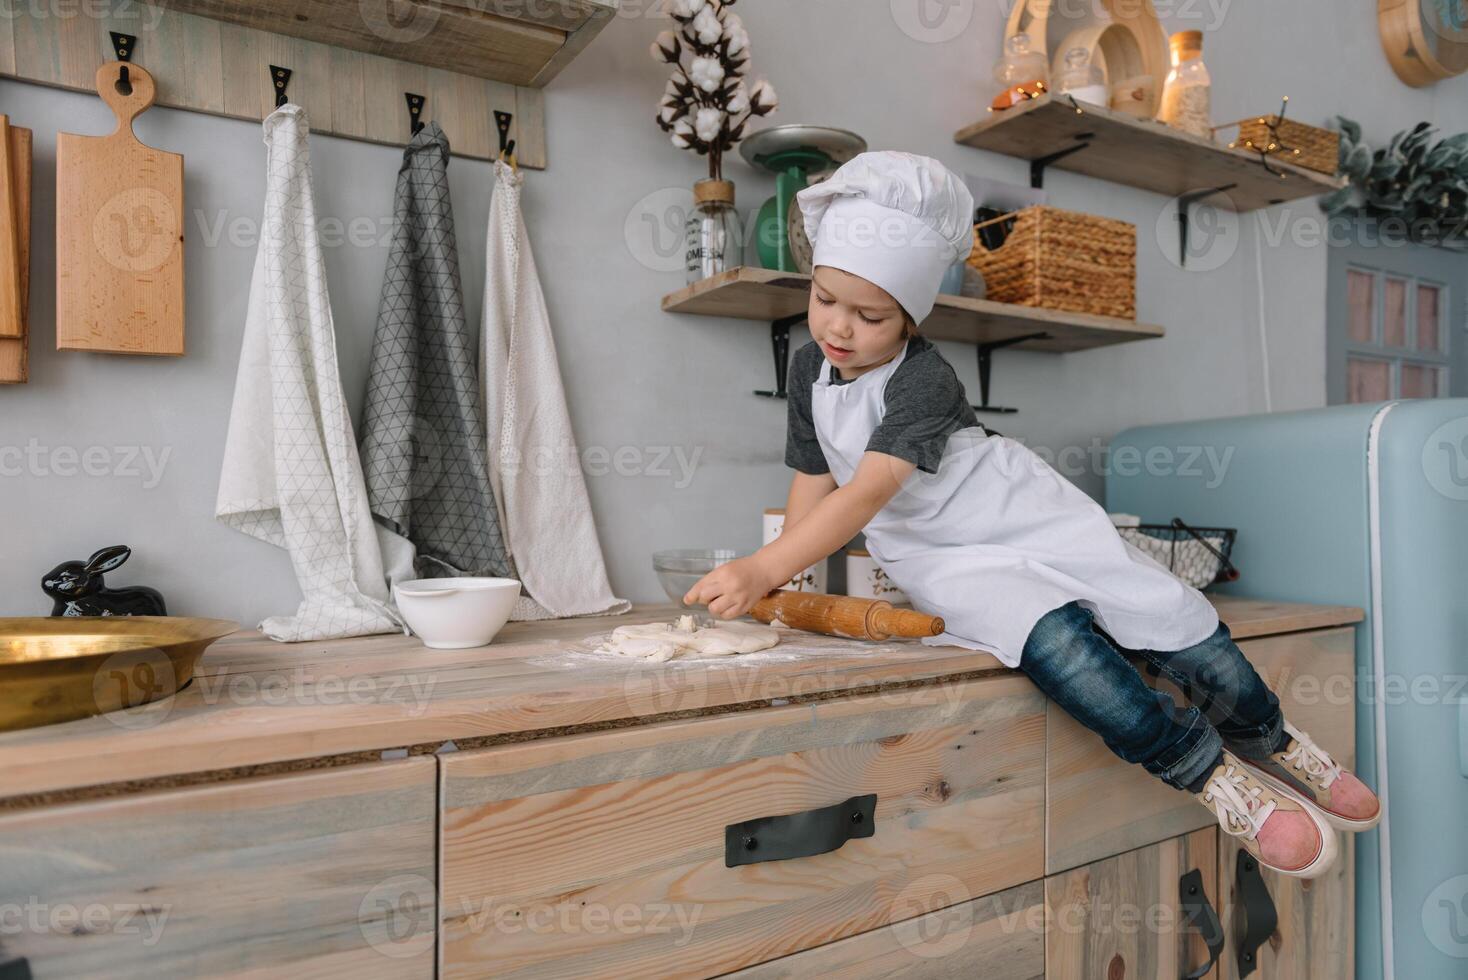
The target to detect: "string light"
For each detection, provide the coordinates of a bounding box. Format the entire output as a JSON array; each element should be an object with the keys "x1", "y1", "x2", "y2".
[{"x1": 1217, "y1": 96, "x2": 1300, "y2": 178}]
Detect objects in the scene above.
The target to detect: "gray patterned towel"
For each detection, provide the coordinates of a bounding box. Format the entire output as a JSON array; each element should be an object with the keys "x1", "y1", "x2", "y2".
[{"x1": 360, "y1": 121, "x2": 513, "y2": 580}]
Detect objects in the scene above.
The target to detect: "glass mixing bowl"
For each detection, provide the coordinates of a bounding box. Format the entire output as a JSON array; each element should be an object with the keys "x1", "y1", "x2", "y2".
[{"x1": 652, "y1": 549, "x2": 741, "y2": 603}]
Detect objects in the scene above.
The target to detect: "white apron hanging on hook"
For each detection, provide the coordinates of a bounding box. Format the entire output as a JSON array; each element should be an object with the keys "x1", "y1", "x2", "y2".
[
  {"x1": 216, "y1": 103, "x2": 402, "y2": 641},
  {"x1": 481, "y1": 159, "x2": 629, "y2": 621}
]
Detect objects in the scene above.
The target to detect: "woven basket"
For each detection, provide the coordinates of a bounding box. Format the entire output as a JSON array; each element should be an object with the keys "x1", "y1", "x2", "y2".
[
  {"x1": 967, "y1": 206, "x2": 1136, "y2": 319},
  {"x1": 1234, "y1": 116, "x2": 1339, "y2": 175}
]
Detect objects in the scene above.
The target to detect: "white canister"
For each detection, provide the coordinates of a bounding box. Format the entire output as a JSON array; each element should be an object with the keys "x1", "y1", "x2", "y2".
[
  {"x1": 845, "y1": 548, "x2": 907, "y2": 604},
  {"x1": 763, "y1": 508, "x2": 827, "y2": 592}
]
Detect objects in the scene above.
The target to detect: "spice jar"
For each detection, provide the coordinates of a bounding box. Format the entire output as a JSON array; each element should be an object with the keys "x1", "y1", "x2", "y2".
[
  {"x1": 991, "y1": 33, "x2": 1049, "y2": 110},
  {"x1": 1159, "y1": 30, "x2": 1212, "y2": 139},
  {"x1": 685, "y1": 179, "x2": 739, "y2": 284},
  {"x1": 1054, "y1": 46, "x2": 1108, "y2": 107}
]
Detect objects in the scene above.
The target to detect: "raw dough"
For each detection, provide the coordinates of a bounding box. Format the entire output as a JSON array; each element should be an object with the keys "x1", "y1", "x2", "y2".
[{"x1": 598, "y1": 614, "x2": 780, "y2": 663}]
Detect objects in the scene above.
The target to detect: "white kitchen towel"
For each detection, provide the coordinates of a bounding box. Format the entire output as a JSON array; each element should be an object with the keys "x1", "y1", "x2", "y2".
[
  {"x1": 216, "y1": 104, "x2": 403, "y2": 641},
  {"x1": 482, "y1": 160, "x2": 629, "y2": 621}
]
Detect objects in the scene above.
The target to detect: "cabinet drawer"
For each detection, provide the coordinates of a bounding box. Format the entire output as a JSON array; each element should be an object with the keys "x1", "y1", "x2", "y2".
[
  {"x1": 1045, "y1": 828, "x2": 1222, "y2": 980},
  {"x1": 0, "y1": 758, "x2": 436, "y2": 979},
  {"x1": 440, "y1": 676, "x2": 1046, "y2": 979},
  {"x1": 717, "y1": 878, "x2": 1045, "y2": 979},
  {"x1": 1046, "y1": 626, "x2": 1356, "y2": 874}
]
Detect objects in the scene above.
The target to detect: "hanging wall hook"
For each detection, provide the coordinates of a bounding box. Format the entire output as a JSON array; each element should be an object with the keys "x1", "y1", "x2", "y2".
[
  {"x1": 270, "y1": 65, "x2": 293, "y2": 108},
  {"x1": 405, "y1": 92, "x2": 425, "y2": 136},
  {"x1": 494, "y1": 110, "x2": 516, "y2": 166},
  {"x1": 110, "y1": 31, "x2": 136, "y2": 90}
]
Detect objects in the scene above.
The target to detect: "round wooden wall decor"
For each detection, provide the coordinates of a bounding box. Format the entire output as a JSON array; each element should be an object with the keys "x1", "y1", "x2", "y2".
[{"x1": 1379, "y1": 0, "x2": 1468, "y2": 86}]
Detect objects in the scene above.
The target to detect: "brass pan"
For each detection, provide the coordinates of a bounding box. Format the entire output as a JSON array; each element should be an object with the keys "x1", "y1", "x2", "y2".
[{"x1": 0, "y1": 617, "x2": 237, "y2": 733}]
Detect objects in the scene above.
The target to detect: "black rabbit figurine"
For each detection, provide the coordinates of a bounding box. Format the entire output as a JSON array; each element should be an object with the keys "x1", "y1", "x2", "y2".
[{"x1": 42, "y1": 545, "x2": 168, "y2": 617}]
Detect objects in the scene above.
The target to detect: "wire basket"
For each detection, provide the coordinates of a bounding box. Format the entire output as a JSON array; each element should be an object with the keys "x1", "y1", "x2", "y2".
[{"x1": 1115, "y1": 518, "x2": 1239, "y2": 590}]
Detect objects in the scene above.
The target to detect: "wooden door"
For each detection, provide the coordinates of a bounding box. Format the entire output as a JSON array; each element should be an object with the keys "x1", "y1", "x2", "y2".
[{"x1": 1045, "y1": 828, "x2": 1222, "y2": 980}]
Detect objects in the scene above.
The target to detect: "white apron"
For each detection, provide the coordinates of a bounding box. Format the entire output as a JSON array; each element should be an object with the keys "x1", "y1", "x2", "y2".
[{"x1": 811, "y1": 342, "x2": 1219, "y2": 668}]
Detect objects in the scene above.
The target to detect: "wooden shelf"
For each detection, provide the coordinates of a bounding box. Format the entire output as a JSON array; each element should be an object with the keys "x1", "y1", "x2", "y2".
[
  {"x1": 161, "y1": 0, "x2": 619, "y2": 88},
  {"x1": 954, "y1": 94, "x2": 1346, "y2": 212},
  {"x1": 662, "y1": 266, "x2": 1164, "y2": 353}
]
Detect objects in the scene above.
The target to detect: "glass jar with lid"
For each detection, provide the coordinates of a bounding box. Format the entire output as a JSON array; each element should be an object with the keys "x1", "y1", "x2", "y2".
[
  {"x1": 685, "y1": 179, "x2": 740, "y2": 285},
  {"x1": 991, "y1": 33, "x2": 1049, "y2": 110},
  {"x1": 1054, "y1": 46, "x2": 1107, "y2": 107},
  {"x1": 1159, "y1": 30, "x2": 1212, "y2": 139}
]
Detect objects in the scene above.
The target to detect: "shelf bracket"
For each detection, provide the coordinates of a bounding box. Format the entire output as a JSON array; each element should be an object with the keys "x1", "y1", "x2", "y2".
[
  {"x1": 754, "y1": 313, "x2": 806, "y2": 399},
  {"x1": 1029, "y1": 136, "x2": 1092, "y2": 189},
  {"x1": 1176, "y1": 184, "x2": 1237, "y2": 267},
  {"x1": 972, "y1": 332, "x2": 1049, "y2": 414}
]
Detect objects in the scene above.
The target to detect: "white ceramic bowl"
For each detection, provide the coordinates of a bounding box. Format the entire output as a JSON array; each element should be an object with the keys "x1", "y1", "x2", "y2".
[{"x1": 394, "y1": 577, "x2": 520, "y2": 650}]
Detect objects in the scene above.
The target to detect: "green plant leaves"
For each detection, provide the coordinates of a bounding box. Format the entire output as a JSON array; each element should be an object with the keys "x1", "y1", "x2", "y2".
[{"x1": 1321, "y1": 116, "x2": 1468, "y2": 247}]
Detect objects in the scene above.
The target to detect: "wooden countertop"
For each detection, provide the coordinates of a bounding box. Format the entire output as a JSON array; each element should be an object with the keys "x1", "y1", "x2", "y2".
[{"x1": 0, "y1": 596, "x2": 1361, "y2": 802}]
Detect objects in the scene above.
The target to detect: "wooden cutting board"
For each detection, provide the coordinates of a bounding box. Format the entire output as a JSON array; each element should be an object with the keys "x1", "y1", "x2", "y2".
[
  {"x1": 0, "y1": 114, "x2": 22, "y2": 339},
  {"x1": 0, "y1": 121, "x2": 32, "y2": 384},
  {"x1": 56, "y1": 61, "x2": 184, "y2": 355}
]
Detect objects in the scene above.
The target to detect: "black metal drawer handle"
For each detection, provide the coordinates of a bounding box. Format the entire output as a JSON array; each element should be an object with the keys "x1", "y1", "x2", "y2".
[
  {"x1": 1234, "y1": 851, "x2": 1278, "y2": 978},
  {"x1": 0, "y1": 956, "x2": 31, "y2": 980},
  {"x1": 1179, "y1": 868, "x2": 1224, "y2": 980},
  {"x1": 725, "y1": 793, "x2": 877, "y2": 868}
]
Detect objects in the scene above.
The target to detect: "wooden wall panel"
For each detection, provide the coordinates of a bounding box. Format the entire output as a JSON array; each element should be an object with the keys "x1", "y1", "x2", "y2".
[{"x1": 0, "y1": 4, "x2": 546, "y2": 167}]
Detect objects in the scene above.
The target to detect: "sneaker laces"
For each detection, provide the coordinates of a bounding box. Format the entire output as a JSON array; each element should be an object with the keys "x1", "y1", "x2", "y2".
[
  {"x1": 1279, "y1": 722, "x2": 1341, "y2": 789},
  {"x1": 1201, "y1": 764, "x2": 1276, "y2": 841}
]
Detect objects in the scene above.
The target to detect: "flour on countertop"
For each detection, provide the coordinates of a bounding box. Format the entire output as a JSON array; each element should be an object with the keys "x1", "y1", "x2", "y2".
[{"x1": 524, "y1": 616, "x2": 924, "y2": 669}]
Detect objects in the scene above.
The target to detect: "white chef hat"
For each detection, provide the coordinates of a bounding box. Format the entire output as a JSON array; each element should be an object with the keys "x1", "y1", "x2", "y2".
[{"x1": 796, "y1": 151, "x2": 975, "y2": 325}]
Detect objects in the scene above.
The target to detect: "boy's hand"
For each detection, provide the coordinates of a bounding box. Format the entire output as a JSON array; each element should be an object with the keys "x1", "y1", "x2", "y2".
[{"x1": 683, "y1": 557, "x2": 779, "y2": 620}]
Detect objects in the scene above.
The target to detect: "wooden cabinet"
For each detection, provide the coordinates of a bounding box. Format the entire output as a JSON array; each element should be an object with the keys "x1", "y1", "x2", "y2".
[
  {"x1": 1208, "y1": 625, "x2": 1357, "y2": 980},
  {"x1": 0, "y1": 759, "x2": 437, "y2": 979},
  {"x1": 718, "y1": 879, "x2": 1046, "y2": 979},
  {"x1": 1045, "y1": 626, "x2": 1357, "y2": 874},
  {"x1": 1215, "y1": 831, "x2": 1354, "y2": 980},
  {"x1": 439, "y1": 677, "x2": 1047, "y2": 978},
  {"x1": 1044, "y1": 828, "x2": 1223, "y2": 980},
  {"x1": 0, "y1": 598, "x2": 1362, "y2": 980}
]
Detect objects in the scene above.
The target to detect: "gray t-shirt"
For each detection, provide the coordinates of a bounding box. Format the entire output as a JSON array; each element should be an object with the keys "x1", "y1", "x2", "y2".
[{"x1": 785, "y1": 336, "x2": 983, "y2": 476}]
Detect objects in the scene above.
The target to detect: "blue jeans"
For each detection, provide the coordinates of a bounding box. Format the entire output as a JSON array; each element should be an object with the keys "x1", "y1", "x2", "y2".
[{"x1": 1019, "y1": 601, "x2": 1285, "y2": 791}]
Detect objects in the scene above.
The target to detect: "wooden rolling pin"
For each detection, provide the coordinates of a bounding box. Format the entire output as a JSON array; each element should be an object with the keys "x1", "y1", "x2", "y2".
[{"x1": 747, "y1": 592, "x2": 944, "y2": 641}]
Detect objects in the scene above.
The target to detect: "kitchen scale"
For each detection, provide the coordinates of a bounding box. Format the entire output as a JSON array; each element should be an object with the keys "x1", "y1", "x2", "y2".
[{"x1": 740, "y1": 125, "x2": 867, "y2": 273}]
